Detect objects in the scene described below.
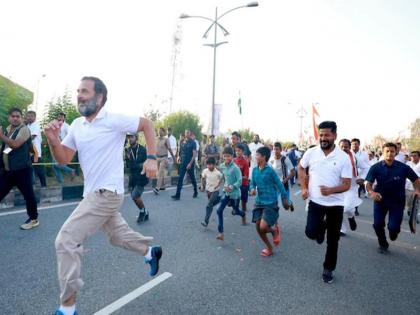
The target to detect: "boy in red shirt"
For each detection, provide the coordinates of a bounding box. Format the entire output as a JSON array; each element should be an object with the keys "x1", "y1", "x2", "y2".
[{"x1": 234, "y1": 144, "x2": 249, "y2": 225}]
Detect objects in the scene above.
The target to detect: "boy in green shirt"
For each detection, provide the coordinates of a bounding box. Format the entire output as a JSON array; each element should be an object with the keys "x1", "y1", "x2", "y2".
[{"x1": 216, "y1": 147, "x2": 246, "y2": 240}]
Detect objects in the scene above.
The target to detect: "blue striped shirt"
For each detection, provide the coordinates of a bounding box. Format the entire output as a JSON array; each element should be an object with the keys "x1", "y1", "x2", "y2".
[{"x1": 250, "y1": 164, "x2": 288, "y2": 206}]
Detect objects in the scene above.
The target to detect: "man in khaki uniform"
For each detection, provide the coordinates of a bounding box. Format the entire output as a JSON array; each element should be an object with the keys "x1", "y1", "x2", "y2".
[{"x1": 153, "y1": 127, "x2": 175, "y2": 195}]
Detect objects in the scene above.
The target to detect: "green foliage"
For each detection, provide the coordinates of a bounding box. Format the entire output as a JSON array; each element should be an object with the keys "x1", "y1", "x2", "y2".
[
  {"x1": 41, "y1": 90, "x2": 80, "y2": 126},
  {"x1": 236, "y1": 128, "x2": 256, "y2": 143},
  {"x1": 40, "y1": 90, "x2": 80, "y2": 163},
  {"x1": 157, "y1": 110, "x2": 203, "y2": 141},
  {"x1": 0, "y1": 75, "x2": 33, "y2": 127},
  {"x1": 281, "y1": 141, "x2": 296, "y2": 149},
  {"x1": 407, "y1": 118, "x2": 420, "y2": 150},
  {"x1": 143, "y1": 105, "x2": 164, "y2": 123},
  {"x1": 215, "y1": 134, "x2": 229, "y2": 147}
]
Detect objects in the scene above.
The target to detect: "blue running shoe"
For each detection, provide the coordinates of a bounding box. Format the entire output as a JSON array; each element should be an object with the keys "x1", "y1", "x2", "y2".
[
  {"x1": 145, "y1": 246, "x2": 162, "y2": 276},
  {"x1": 55, "y1": 310, "x2": 78, "y2": 315}
]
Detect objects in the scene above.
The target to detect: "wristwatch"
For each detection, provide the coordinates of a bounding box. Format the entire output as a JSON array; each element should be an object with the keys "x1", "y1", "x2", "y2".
[{"x1": 147, "y1": 154, "x2": 157, "y2": 160}]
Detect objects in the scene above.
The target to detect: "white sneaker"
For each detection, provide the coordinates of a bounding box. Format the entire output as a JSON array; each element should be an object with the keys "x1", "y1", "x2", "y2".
[{"x1": 20, "y1": 218, "x2": 40, "y2": 230}]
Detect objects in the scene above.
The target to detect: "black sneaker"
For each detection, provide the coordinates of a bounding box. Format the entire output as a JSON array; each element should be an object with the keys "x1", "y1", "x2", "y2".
[
  {"x1": 348, "y1": 217, "x2": 357, "y2": 231},
  {"x1": 137, "y1": 209, "x2": 145, "y2": 223},
  {"x1": 153, "y1": 188, "x2": 159, "y2": 195},
  {"x1": 322, "y1": 269, "x2": 334, "y2": 284},
  {"x1": 193, "y1": 191, "x2": 198, "y2": 198},
  {"x1": 159, "y1": 187, "x2": 166, "y2": 191},
  {"x1": 355, "y1": 208, "x2": 359, "y2": 216},
  {"x1": 171, "y1": 195, "x2": 180, "y2": 201},
  {"x1": 144, "y1": 210, "x2": 149, "y2": 221},
  {"x1": 377, "y1": 246, "x2": 389, "y2": 254},
  {"x1": 290, "y1": 203, "x2": 295, "y2": 212},
  {"x1": 201, "y1": 221, "x2": 208, "y2": 227}
]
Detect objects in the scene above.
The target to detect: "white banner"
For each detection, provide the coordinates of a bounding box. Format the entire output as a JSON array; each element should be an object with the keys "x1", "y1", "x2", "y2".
[{"x1": 213, "y1": 103, "x2": 222, "y2": 135}]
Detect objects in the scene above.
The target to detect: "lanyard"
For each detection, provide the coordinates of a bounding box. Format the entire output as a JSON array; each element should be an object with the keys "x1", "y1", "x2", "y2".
[{"x1": 130, "y1": 145, "x2": 140, "y2": 161}]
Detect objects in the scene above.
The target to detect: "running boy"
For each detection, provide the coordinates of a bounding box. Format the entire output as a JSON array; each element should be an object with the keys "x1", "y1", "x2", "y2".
[
  {"x1": 234, "y1": 144, "x2": 250, "y2": 217},
  {"x1": 200, "y1": 157, "x2": 223, "y2": 227},
  {"x1": 125, "y1": 133, "x2": 149, "y2": 223},
  {"x1": 216, "y1": 147, "x2": 246, "y2": 241},
  {"x1": 250, "y1": 146, "x2": 290, "y2": 256}
]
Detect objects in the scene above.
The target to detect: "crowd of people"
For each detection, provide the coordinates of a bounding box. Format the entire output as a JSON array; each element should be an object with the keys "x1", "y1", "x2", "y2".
[{"x1": 0, "y1": 76, "x2": 419, "y2": 315}]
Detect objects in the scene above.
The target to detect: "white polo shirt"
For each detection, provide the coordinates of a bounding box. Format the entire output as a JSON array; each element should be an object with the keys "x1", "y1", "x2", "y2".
[
  {"x1": 60, "y1": 122, "x2": 70, "y2": 140},
  {"x1": 167, "y1": 134, "x2": 177, "y2": 159},
  {"x1": 27, "y1": 121, "x2": 42, "y2": 158},
  {"x1": 406, "y1": 161, "x2": 420, "y2": 190},
  {"x1": 62, "y1": 109, "x2": 139, "y2": 197},
  {"x1": 352, "y1": 150, "x2": 370, "y2": 179},
  {"x1": 300, "y1": 145, "x2": 352, "y2": 207}
]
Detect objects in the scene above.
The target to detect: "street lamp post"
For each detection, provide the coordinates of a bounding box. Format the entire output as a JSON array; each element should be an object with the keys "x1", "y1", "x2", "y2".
[
  {"x1": 35, "y1": 74, "x2": 47, "y2": 113},
  {"x1": 297, "y1": 105, "x2": 307, "y2": 147},
  {"x1": 180, "y1": 2, "x2": 258, "y2": 135}
]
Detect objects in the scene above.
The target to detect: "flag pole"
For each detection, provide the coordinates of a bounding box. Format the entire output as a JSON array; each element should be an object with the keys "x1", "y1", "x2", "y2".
[{"x1": 238, "y1": 90, "x2": 243, "y2": 129}]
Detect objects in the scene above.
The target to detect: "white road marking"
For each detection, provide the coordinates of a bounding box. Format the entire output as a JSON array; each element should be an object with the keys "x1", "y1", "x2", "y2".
[
  {"x1": 0, "y1": 185, "x2": 191, "y2": 217},
  {"x1": 294, "y1": 190, "x2": 302, "y2": 196},
  {"x1": 0, "y1": 201, "x2": 80, "y2": 217},
  {"x1": 93, "y1": 272, "x2": 173, "y2": 315}
]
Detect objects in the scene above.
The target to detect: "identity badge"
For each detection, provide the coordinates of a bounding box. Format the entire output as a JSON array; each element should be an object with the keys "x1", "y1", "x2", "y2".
[{"x1": 3, "y1": 147, "x2": 12, "y2": 154}]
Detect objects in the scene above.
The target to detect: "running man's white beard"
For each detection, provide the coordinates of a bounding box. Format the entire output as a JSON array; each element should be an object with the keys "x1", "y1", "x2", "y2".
[{"x1": 78, "y1": 99, "x2": 97, "y2": 117}]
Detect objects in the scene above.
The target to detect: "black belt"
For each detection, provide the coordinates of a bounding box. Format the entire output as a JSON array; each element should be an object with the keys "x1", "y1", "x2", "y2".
[{"x1": 157, "y1": 155, "x2": 167, "y2": 158}]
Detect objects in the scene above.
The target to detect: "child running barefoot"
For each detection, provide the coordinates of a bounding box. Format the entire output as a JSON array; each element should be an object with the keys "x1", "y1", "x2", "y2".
[
  {"x1": 200, "y1": 157, "x2": 223, "y2": 227},
  {"x1": 216, "y1": 147, "x2": 246, "y2": 241},
  {"x1": 250, "y1": 146, "x2": 290, "y2": 256}
]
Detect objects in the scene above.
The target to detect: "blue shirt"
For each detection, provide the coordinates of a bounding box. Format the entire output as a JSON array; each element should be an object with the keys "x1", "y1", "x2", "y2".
[
  {"x1": 250, "y1": 164, "x2": 288, "y2": 206},
  {"x1": 181, "y1": 139, "x2": 197, "y2": 164},
  {"x1": 366, "y1": 160, "x2": 418, "y2": 206},
  {"x1": 219, "y1": 161, "x2": 242, "y2": 199}
]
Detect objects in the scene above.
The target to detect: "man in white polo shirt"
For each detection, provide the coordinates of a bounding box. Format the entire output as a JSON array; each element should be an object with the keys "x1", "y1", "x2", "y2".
[
  {"x1": 45, "y1": 77, "x2": 160, "y2": 315},
  {"x1": 298, "y1": 121, "x2": 352, "y2": 284}
]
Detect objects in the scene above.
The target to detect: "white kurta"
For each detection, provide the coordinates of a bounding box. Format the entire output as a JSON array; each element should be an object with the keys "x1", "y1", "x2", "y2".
[
  {"x1": 341, "y1": 152, "x2": 363, "y2": 234},
  {"x1": 343, "y1": 151, "x2": 362, "y2": 215}
]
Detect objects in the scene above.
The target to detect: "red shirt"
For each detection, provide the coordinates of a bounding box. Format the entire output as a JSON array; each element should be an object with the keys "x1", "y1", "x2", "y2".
[{"x1": 234, "y1": 156, "x2": 249, "y2": 186}]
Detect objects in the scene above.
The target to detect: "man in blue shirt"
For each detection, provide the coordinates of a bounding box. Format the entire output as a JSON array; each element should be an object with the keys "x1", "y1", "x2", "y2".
[
  {"x1": 366, "y1": 142, "x2": 420, "y2": 253},
  {"x1": 172, "y1": 129, "x2": 198, "y2": 200},
  {"x1": 250, "y1": 146, "x2": 289, "y2": 257}
]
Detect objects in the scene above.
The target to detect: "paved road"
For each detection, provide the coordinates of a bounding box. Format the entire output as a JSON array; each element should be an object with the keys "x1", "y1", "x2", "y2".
[{"x1": 1, "y1": 185, "x2": 420, "y2": 315}]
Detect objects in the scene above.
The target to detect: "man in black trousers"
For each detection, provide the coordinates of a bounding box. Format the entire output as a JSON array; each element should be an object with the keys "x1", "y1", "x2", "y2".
[
  {"x1": 0, "y1": 107, "x2": 39, "y2": 229},
  {"x1": 171, "y1": 129, "x2": 198, "y2": 200},
  {"x1": 298, "y1": 121, "x2": 352, "y2": 284}
]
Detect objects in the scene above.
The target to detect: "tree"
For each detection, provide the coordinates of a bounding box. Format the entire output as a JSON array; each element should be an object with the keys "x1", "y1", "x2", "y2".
[
  {"x1": 41, "y1": 90, "x2": 80, "y2": 126},
  {"x1": 236, "y1": 128, "x2": 256, "y2": 143},
  {"x1": 40, "y1": 91, "x2": 81, "y2": 164},
  {"x1": 0, "y1": 75, "x2": 33, "y2": 127},
  {"x1": 157, "y1": 110, "x2": 202, "y2": 141},
  {"x1": 143, "y1": 104, "x2": 164, "y2": 123},
  {"x1": 407, "y1": 118, "x2": 420, "y2": 150},
  {"x1": 370, "y1": 135, "x2": 387, "y2": 151}
]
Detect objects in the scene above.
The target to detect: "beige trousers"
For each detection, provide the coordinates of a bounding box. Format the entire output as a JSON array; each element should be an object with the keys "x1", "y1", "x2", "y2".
[
  {"x1": 156, "y1": 157, "x2": 168, "y2": 189},
  {"x1": 55, "y1": 190, "x2": 152, "y2": 303}
]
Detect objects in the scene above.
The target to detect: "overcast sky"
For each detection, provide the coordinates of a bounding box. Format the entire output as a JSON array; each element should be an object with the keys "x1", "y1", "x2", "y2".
[{"x1": 1, "y1": 0, "x2": 419, "y2": 144}]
